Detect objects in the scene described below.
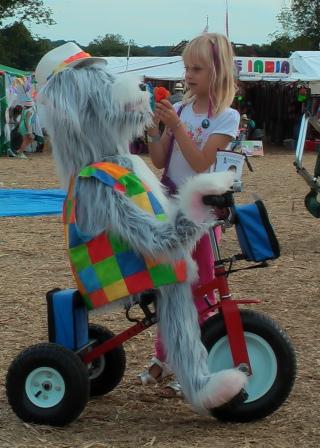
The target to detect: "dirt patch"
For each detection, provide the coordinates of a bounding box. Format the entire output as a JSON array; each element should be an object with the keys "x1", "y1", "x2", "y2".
[{"x1": 0, "y1": 147, "x2": 319, "y2": 448}]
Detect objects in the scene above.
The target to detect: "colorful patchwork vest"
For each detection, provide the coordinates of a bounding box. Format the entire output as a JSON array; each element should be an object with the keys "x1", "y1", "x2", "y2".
[{"x1": 63, "y1": 162, "x2": 187, "y2": 310}]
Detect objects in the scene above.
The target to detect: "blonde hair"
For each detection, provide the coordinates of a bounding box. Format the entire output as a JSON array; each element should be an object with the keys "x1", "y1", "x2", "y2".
[{"x1": 182, "y1": 33, "x2": 237, "y2": 115}]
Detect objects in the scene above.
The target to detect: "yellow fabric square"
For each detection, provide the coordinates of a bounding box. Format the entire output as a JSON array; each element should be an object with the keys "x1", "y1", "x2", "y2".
[
  {"x1": 131, "y1": 192, "x2": 154, "y2": 214},
  {"x1": 103, "y1": 279, "x2": 129, "y2": 301}
]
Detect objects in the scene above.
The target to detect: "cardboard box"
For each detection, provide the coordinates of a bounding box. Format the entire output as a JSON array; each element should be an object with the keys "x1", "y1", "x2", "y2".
[{"x1": 215, "y1": 150, "x2": 245, "y2": 181}]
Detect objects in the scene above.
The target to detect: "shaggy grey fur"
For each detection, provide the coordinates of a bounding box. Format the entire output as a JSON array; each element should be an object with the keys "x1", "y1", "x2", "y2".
[{"x1": 38, "y1": 61, "x2": 246, "y2": 415}]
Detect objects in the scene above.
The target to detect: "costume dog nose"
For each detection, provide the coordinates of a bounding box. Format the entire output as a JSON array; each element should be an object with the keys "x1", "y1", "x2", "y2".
[{"x1": 139, "y1": 83, "x2": 147, "y2": 91}]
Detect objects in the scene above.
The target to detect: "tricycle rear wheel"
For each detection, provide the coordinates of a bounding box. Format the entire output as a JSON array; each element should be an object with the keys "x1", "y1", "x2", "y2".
[
  {"x1": 6, "y1": 343, "x2": 89, "y2": 426},
  {"x1": 87, "y1": 324, "x2": 126, "y2": 397}
]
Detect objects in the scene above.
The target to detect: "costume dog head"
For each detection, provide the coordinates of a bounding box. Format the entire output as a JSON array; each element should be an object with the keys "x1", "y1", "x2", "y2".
[{"x1": 39, "y1": 61, "x2": 153, "y2": 188}]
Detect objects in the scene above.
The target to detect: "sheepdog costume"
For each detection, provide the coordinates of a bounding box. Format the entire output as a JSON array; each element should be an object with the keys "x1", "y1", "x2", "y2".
[{"x1": 35, "y1": 43, "x2": 247, "y2": 416}]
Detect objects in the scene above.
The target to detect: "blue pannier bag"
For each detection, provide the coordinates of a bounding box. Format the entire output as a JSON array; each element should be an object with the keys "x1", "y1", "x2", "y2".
[
  {"x1": 234, "y1": 200, "x2": 280, "y2": 262},
  {"x1": 46, "y1": 288, "x2": 89, "y2": 351}
]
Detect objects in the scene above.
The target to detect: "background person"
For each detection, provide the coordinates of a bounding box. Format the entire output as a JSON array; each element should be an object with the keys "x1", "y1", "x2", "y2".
[
  {"x1": 15, "y1": 99, "x2": 35, "y2": 159},
  {"x1": 168, "y1": 82, "x2": 184, "y2": 105}
]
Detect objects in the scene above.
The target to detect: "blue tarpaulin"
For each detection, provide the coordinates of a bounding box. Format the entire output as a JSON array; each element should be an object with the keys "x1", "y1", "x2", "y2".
[{"x1": 0, "y1": 189, "x2": 66, "y2": 217}]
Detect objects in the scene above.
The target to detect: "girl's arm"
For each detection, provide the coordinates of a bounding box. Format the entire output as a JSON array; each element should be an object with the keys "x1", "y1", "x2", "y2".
[{"x1": 172, "y1": 128, "x2": 231, "y2": 173}]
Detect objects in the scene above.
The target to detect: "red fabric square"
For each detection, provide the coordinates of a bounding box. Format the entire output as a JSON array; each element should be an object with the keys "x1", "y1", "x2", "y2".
[
  {"x1": 89, "y1": 289, "x2": 109, "y2": 309},
  {"x1": 87, "y1": 233, "x2": 114, "y2": 264},
  {"x1": 174, "y1": 260, "x2": 187, "y2": 282},
  {"x1": 125, "y1": 271, "x2": 154, "y2": 294}
]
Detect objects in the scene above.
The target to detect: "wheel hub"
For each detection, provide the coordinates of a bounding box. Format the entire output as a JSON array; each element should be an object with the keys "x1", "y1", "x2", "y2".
[
  {"x1": 207, "y1": 332, "x2": 278, "y2": 402},
  {"x1": 25, "y1": 367, "x2": 66, "y2": 408}
]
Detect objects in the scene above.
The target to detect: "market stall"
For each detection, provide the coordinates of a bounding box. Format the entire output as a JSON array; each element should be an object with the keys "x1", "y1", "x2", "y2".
[{"x1": 0, "y1": 64, "x2": 34, "y2": 156}]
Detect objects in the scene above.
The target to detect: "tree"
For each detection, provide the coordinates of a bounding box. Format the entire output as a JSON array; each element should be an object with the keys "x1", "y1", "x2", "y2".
[
  {"x1": 0, "y1": 0, "x2": 54, "y2": 26},
  {"x1": 0, "y1": 22, "x2": 52, "y2": 70},
  {"x1": 276, "y1": 0, "x2": 320, "y2": 49},
  {"x1": 86, "y1": 34, "x2": 151, "y2": 57}
]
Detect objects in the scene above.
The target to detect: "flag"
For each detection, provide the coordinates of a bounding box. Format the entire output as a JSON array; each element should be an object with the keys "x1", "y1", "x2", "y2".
[
  {"x1": 202, "y1": 15, "x2": 209, "y2": 33},
  {"x1": 225, "y1": 0, "x2": 229, "y2": 37}
]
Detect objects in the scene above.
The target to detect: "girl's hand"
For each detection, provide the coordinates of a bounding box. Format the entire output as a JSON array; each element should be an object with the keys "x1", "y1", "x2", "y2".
[{"x1": 155, "y1": 100, "x2": 181, "y2": 130}]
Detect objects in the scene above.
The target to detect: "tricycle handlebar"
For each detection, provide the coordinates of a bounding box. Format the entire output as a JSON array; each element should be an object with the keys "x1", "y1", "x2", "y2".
[{"x1": 202, "y1": 191, "x2": 234, "y2": 208}]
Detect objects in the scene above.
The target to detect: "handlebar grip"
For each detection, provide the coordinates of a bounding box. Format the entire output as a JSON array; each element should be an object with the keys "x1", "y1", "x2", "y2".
[{"x1": 202, "y1": 191, "x2": 234, "y2": 208}]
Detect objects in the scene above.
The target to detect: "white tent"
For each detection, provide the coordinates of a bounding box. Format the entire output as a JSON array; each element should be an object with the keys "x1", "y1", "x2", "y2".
[
  {"x1": 104, "y1": 52, "x2": 320, "y2": 84},
  {"x1": 289, "y1": 51, "x2": 320, "y2": 81},
  {"x1": 104, "y1": 56, "x2": 184, "y2": 81}
]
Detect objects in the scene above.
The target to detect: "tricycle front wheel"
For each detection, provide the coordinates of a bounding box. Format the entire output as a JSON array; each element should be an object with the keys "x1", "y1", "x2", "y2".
[{"x1": 201, "y1": 309, "x2": 296, "y2": 422}]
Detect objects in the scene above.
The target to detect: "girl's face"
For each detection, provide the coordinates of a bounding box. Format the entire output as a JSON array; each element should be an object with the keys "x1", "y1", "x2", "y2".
[{"x1": 184, "y1": 58, "x2": 211, "y2": 97}]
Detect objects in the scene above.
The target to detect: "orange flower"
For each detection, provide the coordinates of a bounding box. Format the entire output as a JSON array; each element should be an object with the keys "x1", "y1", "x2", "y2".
[{"x1": 154, "y1": 86, "x2": 170, "y2": 103}]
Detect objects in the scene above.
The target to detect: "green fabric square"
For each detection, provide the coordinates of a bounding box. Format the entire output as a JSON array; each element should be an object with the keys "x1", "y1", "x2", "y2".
[
  {"x1": 65, "y1": 199, "x2": 73, "y2": 221},
  {"x1": 119, "y1": 172, "x2": 145, "y2": 196},
  {"x1": 82, "y1": 293, "x2": 94, "y2": 310},
  {"x1": 94, "y1": 256, "x2": 122, "y2": 286},
  {"x1": 109, "y1": 233, "x2": 130, "y2": 253},
  {"x1": 149, "y1": 264, "x2": 176, "y2": 287},
  {"x1": 69, "y1": 245, "x2": 91, "y2": 270},
  {"x1": 79, "y1": 166, "x2": 96, "y2": 178},
  {"x1": 156, "y1": 214, "x2": 167, "y2": 222}
]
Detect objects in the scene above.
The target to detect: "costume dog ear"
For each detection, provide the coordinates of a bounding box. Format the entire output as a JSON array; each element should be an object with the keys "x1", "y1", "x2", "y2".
[{"x1": 178, "y1": 171, "x2": 235, "y2": 223}]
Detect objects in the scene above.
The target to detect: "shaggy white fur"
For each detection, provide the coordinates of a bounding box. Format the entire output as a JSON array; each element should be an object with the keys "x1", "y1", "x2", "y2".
[
  {"x1": 193, "y1": 369, "x2": 248, "y2": 415},
  {"x1": 179, "y1": 171, "x2": 235, "y2": 223},
  {"x1": 37, "y1": 52, "x2": 247, "y2": 416}
]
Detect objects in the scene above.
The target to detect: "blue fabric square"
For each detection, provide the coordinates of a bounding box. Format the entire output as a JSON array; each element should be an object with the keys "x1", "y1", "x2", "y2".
[
  {"x1": 69, "y1": 224, "x2": 83, "y2": 248},
  {"x1": 148, "y1": 192, "x2": 164, "y2": 215},
  {"x1": 116, "y1": 250, "x2": 146, "y2": 277},
  {"x1": 92, "y1": 170, "x2": 116, "y2": 187},
  {"x1": 78, "y1": 266, "x2": 101, "y2": 293}
]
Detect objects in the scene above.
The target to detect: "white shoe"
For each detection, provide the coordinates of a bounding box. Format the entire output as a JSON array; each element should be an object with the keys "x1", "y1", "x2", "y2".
[
  {"x1": 7, "y1": 148, "x2": 17, "y2": 157},
  {"x1": 137, "y1": 357, "x2": 172, "y2": 385},
  {"x1": 17, "y1": 152, "x2": 28, "y2": 159}
]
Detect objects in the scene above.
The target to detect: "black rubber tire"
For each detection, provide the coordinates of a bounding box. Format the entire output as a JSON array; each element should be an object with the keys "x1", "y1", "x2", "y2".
[
  {"x1": 201, "y1": 309, "x2": 296, "y2": 422},
  {"x1": 6, "y1": 343, "x2": 89, "y2": 426},
  {"x1": 88, "y1": 324, "x2": 126, "y2": 397}
]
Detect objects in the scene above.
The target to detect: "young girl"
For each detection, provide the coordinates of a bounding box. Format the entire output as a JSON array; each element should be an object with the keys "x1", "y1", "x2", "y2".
[{"x1": 138, "y1": 33, "x2": 240, "y2": 396}]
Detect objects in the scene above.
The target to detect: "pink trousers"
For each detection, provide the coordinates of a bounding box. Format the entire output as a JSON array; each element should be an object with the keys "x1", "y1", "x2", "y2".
[{"x1": 155, "y1": 228, "x2": 221, "y2": 361}]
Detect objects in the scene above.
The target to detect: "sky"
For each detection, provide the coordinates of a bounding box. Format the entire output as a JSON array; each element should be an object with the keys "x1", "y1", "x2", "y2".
[{"x1": 29, "y1": 0, "x2": 286, "y2": 48}]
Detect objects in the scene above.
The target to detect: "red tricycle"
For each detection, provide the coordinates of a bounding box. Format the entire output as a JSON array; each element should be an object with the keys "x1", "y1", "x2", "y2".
[{"x1": 6, "y1": 192, "x2": 296, "y2": 426}]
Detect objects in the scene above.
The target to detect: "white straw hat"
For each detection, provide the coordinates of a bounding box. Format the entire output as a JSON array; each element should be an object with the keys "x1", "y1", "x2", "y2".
[
  {"x1": 174, "y1": 82, "x2": 184, "y2": 91},
  {"x1": 35, "y1": 42, "x2": 106, "y2": 87}
]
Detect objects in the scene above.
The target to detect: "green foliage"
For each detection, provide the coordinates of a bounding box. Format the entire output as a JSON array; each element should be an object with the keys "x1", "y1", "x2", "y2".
[
  {"x1": 275, "y1": 0, "x2": 320, "y2": 49},
  {"x1": 0, "y1": 0, "x2": 54, "y2": 70},
  {"x1": 85, "y1": 34, "x2": 151, "y2": 57},
  {"x1": 0, "y1": 0, "x2": 54, "y2": 26},
  {"x1": 0, "y1": 22, "x2": 52, "y2": 70},
  {"x1": 141, "y1": 46, "x2": 173, "y2": 56}
]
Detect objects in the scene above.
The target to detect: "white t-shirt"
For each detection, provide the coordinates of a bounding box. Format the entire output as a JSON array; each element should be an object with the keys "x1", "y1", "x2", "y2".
[{"x1": 167, "y1": 101, "x2": 240, "y2": 187}]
